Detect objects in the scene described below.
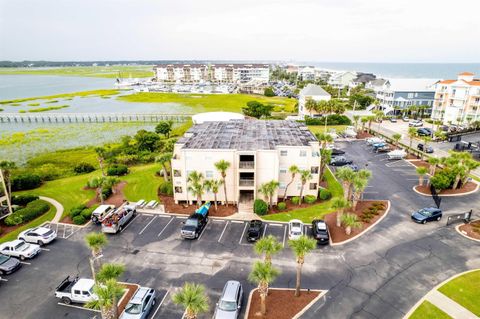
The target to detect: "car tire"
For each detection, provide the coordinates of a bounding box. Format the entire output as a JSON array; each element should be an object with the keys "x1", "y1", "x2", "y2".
[
  {"x1": 152, "y1": 298, "x2": 156, "y2": 306},
  {"x1": 195, "y1": 233, "x2": 199, "y2": 239},
  {"x1": 0, "y1": 270, "x2": 4, "y2": 275},
  {"x1": 62, "y1": 297, "x2": 72, "y2": 305},
  {"x1": 437, "y1": 216, "x2": 441, "y2": 221},
  {"x1": 38, "y1": 240, "x2": 44, "y2": 246},
  {"x1": 20, "y1": 255, "x2": 25, "y2": 261},
  {"x1": 422, "y1": 220, "x2": 427, "y2": 224}
]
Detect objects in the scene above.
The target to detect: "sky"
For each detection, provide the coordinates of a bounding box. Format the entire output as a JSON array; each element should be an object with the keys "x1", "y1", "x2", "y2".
[{"x1": 0, "y1": 0, "x2": 479, "y2": 62}]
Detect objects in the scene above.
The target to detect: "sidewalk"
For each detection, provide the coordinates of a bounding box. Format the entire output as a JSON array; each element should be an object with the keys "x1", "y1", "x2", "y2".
[{"x1": 425, "y1": 290, "x2": 478, "y2": 319}]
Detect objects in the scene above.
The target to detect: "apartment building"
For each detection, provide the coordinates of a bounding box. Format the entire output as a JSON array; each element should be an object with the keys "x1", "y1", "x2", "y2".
[
  {"x1": 432, "y1": 72, "x2": 480, "y2": 124},
  {"x1": 154, "y1": 64, "x2": 208, "y2": 83},
  {"x1": 298, "y1": 66, "x2": 316, "y2": 81},
  {"x1": 298, "y1": 84, "x2": 331, "y2": 117},
  {"x1": 327, "y1": 71, "x2": 357, "y2": 89},
  {"x1": 171, "y1": 120, "x2": 320, "y2": 207}
]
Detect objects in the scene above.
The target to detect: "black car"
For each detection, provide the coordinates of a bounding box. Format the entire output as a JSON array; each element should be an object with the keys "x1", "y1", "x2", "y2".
[
  {"x1": 417, "y1": 128, "x2": 432, "y2": 137},
  {"x1": 246, "y1": 220, "x2": 263, "y2": 242},
  {"x1": 417, "y1": 143, "x2": 434, "y2": 153},
  {"x1": 330, "y1": 148, "x2": 345, "y2": 156},
  {"x1": 312, "y1": 220, "x2": 330, "y2": 245},
  {"x1": 0, "y1": 253, "x2": 21, "y2": 275},
  {"x1": 345, "y1": 164, "x2": 359, "y2": 172},
  {"x1": 411, "y1": 207, "x2": 442, "y2": 224},
  {"x1": 330, "y1": 156, "x2": 353, "y2": 166}
]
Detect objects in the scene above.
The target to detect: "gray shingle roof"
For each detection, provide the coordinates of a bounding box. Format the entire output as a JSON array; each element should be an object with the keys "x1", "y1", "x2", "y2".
[
  {"x1": 300, "y1": 84, "x2": 331, "y2": 97},
  {"x1": 178, "y1": 120, "x2": 317, "y2": 150}
]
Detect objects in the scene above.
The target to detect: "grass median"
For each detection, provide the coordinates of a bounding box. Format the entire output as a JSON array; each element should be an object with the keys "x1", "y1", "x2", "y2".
[
  {"x1": 438, "y1": 270, "x2": 480, "y2": 316},
  {"x1": 409, "y1": 301, "x2": 452, "y2": 319}
]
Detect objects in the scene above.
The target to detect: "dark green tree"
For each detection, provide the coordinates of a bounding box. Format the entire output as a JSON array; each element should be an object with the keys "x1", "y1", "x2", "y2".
[
  {"x1": 242, "y1": 101, "x2": 274, "y2": 119},
  {"x1": 155, "y1": 121, "x2": 174, "y2": 138}
]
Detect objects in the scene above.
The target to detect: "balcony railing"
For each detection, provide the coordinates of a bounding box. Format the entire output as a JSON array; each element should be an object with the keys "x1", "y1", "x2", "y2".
[
  {"x1": 239, "y1": 161, "x2": 255, "y2": 169},
  {"x1": 239, "y1": 179, "x2": 254, "y2": 186}
]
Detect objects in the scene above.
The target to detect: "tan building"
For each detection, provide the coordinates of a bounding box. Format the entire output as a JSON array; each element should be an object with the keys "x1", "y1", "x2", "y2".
[
  {"x1": 171, "y1": 120, "x2": 320, "y2": 210},
  {"x1": 432, "y1": 72, "x2": 480, "y2": 124}
]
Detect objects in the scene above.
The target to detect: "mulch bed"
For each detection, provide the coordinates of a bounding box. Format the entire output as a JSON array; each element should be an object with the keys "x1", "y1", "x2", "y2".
[
  {"x1": 415, "y1": 182, "x2": 477, "y2": 195},
  {"x1": 324, "y1": 200, "x2": 388, "y2": 244},
  {"x1": 86, "y1": 181, "x2": 128, "y2": 208},
  {"x1": 408, "y1": 159, "x2": 430, "y2": 168},
  {"x1": 118, "y1": 283, "x2": 139, "y2": 315},
  {"x1": 356, "y1": 131, "x2": 373, "y2": 139},
  {"x1": 459, "y1": 220, "x2": 480, "y2": 240},
  {"x1": 247, "y1": 289, "x2": 320, "y2": 319},
  {"x1": 159, "y1": 194, "x2": 237, "y2": 217}
]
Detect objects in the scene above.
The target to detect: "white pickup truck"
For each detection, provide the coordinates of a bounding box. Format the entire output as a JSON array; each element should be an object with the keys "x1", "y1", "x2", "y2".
[
  {"x1": 55, "y1": 276, "x2": 98, "y2": 304},
  {"x1": 0, "y1": 240, "x2": 41, "y2": 260},
  {"x1": 101, "y1": 205, "x2": 136, "y2": 234}
]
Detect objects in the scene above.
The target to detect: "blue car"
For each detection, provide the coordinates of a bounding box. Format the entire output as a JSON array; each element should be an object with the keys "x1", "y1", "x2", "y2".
[{"x1": 411, "y1": 207, "x2": 442, "y2": 224}]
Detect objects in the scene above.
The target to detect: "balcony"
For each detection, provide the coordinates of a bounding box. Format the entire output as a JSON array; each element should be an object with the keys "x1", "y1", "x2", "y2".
[
  {"x1": 239, "y1": 161, "x2": 255, "y2": 169},
  {"x1": 239, "y1": 179, "x2": 254, "y2": 187}
]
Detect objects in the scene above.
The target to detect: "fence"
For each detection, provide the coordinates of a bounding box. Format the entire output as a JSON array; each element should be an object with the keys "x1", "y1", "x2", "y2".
[
  {"x1": 0, "y1": 113, "x2": 192, "y2": 124},
  {"x1": 446, "y1": 210, "x2": 473, "y2": 226}
]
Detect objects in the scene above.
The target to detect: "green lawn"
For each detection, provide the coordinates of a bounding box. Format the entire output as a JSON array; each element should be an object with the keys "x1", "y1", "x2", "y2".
[
  {"x1": 308, "y1": 125, "x2": 348, "y2": 135},
  {"x1": 0, "y1": 89, "x2": 121, "y2": 104},
  {"x1": 438, "y1": 270, "x2": 480, "y2": 316},
  {"x1": 0, "y1": 66, "x2": 154, "y2": 79},
  {"x1": 122, "y1": 164, "x2": 163, "y2": 202},
  {"x1": 0, "y1": 201, "x2": 55, "y2": 244},
  {"x1": 118, "y1": 92, "x2": 297, "y2": 113},
  {"x1": 263, "y1": 168, "x2": 343, "y2": 223},
  {"x1": 26, "y1": 147, "x2": 98, "y2": 172},
  {"x1": 409, "y1": 301, "x2": 452, "y2": 319}
]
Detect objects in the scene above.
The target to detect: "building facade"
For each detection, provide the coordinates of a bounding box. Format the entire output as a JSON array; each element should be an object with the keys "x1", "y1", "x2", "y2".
[
  {"x1": 171, "y1": 120, "x2": 320, "y2": 208},
  {"x1": 431, "y1": 72, "x2": 480, "y2": 124},
  {"x1": 327, "y1": 71, "x2": 357, "y2": 88},
  {"x1": 298, "y1": 84, "x2": 331, "y2": 117}
]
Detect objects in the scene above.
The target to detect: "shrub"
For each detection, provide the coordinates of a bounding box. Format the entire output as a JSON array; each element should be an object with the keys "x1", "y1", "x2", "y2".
[
  {"x1": 107, "y1": 164, "x2": 129, "y2": 176},
  {"x1": 264, "y1": 87, "x2": 275, "y2": 97},
  {"x1": 70, "y1": 204, "x2": 87, "y2": 218},
  {"x1": 74, "y1": 162, "x2": 96, "y2": 174},
  {"x1": 158, "y1": 181, "x2": 173, "y2": 195},
  {"x1": 11, "y1": 173, "x2": 42, "y2": 191},
  {"x1": 430, "y1": 171, "x2": 453, "y2": 190},
  {"x1": 81, "y1": 207, "x2": 95, "y2": 220},
  {"x1": 319, "y1": 189, "x2": 332, "y2": 200},
  {"x1": 11, "y1": 194, "x2": 39, "y2": 206},
  {"x1": 304, "y1": 195, "x2": 317, "y2": 204},
  {"x1": 4, "y1": 214, "x2": 23, "y2": 226},
  {"x1": 304, "y1": 115, "x2": 352, "y2": 126},
  {"x1": 277, "y1": 202, "x2": 287, "y2": 210},
  {"x1": 101, "y1": 187, "x2": 113, "y2": 200},
  {"x1": 254, "y1": 199, "x2": 268, "y2": 215},
  {"x1": 291, "y1": 196, "x2": 301, "y2": 205},
  {"x1": 72, "y1": 215, "x2": 86, "y2": 225},
  {"x1": 4, "y1": 200, "x2": 49, "y2": 226}
]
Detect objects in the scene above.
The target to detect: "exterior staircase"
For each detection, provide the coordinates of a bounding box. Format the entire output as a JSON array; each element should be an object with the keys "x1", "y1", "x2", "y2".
[{"x1": 238, "y1": 201, "x2": 254, "y2": 214}]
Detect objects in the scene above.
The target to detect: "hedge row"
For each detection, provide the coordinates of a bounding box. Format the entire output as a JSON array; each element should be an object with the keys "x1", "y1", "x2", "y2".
[
  {"x1": 12, "y1": 173, "x2": 42, "y2": 191},
  {"x1": 11, "y1": 194, "x2": 39, "y2": 206},
  {"x1": 4, "y1": 200, "x2": 50, "y2": 226},
  {"x1": 304, "y1": 114, "x2": 352, "y2": 126}
]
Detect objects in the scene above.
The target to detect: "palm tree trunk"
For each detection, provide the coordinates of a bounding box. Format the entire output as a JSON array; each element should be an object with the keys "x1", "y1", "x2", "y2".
[
  {"x1": 295, "y1": 262, "x2": 302, "y2": 297},
  {"x1": 197, "y1": 195, "x2": 202, "y2": 207},
  {"x1": 346, "y1": 226, "x2": 352, "y2": 235},
  {"x1": 259, "y1": 284, "x2": 268, "y2": 316},
  {"x1": 162, "y1": 164, "x2": 169, "y2": 182},
  {"x1": 298, "y1": 185, "x2": 304, "y2": 206},
  {"x1": 269, "y1": 195, "x2": 273, "y2": 211},
  {"x1": 283, "y1": 180, "x2": 293, "y2": 201},
  {"x1": 453, "y1": 175, "x2": 461, "y2": 190},
  {"x1": 419, "y1": 176, "x2": 423, "y2": 186},
  {"x1": 99, "y1": 187, "x2": 105, "y2": 204},
  {"x1": 222, "y1": 176, "x2": 228, "y2": 207},
  {"x1": 214, "y1": 193, "x2": 218, "y2": 211},
  {"x1": 89, "y1": 257, "x2": 96, "y2": 282},
  {"x1": 99, "y1": 158, "x2": 105, "y2": 177},
  {"x1": 185, "y1": 308, "x2": 197, "y2": 319}
]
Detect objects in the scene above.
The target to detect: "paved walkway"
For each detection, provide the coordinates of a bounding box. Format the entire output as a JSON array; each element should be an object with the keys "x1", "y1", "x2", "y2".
[
  {"x1": 425, "y1": 290, "x2": 478, "y2": 319},
  {"x1": 0, "y1": 195, "x2": 64, "y2": 222}
]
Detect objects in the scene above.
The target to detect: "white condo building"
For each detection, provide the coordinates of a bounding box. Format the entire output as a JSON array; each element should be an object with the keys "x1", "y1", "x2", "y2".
[{"x1": 171, "y1": 120, "x2": 321, "y2": 209}]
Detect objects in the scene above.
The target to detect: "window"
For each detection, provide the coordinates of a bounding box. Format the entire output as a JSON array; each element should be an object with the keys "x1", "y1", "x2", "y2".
[
  {"x1": 82, "y1": 291, "x2": 90, "y2": 296},
  {"x1": 408, "y1": 93, "x2": 414, "y2": 98},
  {"x1": 279, "y1": 182, "x2": 286, "y2": 189},
  {"x1": 312, "y1": 151, "x2": 320, "y2": 157},
  {"x1": 205, "y1": 170, "x2": 214, "y2": 178},
  {"x1": 175, "y1": 187, "x2": 183, "y2": 193},
  {"x1": 311, "y1": 166, "x2": 319, "y2": 174},
  {"x1": 309, "y1": 183, "x2": 317, "y2": 190},
  {"x1": 280, "y1": 150, "x2": 288, "y2": 156},
  {"x1": 299, "y1": 150, "x2": 307, "y2": 157},
  {"x1": 74, "y1": 290, "x2": 81, "y2": 295}
]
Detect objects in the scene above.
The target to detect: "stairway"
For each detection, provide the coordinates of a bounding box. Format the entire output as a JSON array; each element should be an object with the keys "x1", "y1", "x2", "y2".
[{"x1": 238, "y1": 201, "x2": 254, "y2": 213}]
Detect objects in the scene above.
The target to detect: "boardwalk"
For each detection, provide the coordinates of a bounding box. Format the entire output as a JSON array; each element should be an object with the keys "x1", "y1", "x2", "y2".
[{"x1": 0, "y1": 112, "x2": 192, "y2": 124}]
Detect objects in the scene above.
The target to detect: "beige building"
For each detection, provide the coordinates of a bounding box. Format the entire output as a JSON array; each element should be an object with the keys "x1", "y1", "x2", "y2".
[
  {"x1": 432, "y1": 72, "x2": 480, "y2": 124},
  {"x1": 171, "y1": 120, "x2": 320, "y2": 209}
]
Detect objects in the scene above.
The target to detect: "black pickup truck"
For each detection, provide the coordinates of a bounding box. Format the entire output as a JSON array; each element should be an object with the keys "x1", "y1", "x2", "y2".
[{"x1": 180, "y1": 202, "x2": 210, "y2": 239}]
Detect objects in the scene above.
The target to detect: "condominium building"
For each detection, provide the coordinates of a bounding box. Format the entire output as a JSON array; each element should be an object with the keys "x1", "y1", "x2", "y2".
[
  {"x1": 431, "y1": 72, "x2": 480, "y2": 124},
  {"x1": 327, "y1": 71, "x2": 357, "y2": 89},
  {"x1": 154, "y1": 64, "x2": 208, "y2": 83},
  {"x1": 298, "y1": 84, "x2": 331, "y2": 118},
  {"x1": 298, "y1": 66, "x2": 316, "y2": 81},
  {"x1": 171, "y1": 120, "x2": 320, "y2": 208}
]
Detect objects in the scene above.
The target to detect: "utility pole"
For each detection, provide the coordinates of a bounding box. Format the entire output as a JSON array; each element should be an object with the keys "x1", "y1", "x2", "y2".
[{"x1": 0, "y1": 169, "x2": 13, "y2": 215}]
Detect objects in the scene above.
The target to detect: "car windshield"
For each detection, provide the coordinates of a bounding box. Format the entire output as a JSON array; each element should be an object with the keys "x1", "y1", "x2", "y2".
[
  {"x1": 219, "y1": 300, "x2": 237, "y2": 311},
  {"x1": 0, "y1": 255, "x2": 9, "y2": 264},
  {"x1": 418, "y1": 209, "x2": 432, "y2": 217},
  {"x1": 124, "y1": 302, "x2": 142, "y2": 314},
  {"x1": 316, "y1": 223, "x2": 326, "y2": 231},
  {"x1": 14, "y1": 242, "x2": 28, "y2": 251},
  {"x1": 185, "y1": 219, "x2": 198, "y2": 227}
]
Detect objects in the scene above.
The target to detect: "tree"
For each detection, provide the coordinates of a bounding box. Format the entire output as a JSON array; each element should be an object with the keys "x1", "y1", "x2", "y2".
[
  {"x1": 172, "y1": 283, "x2": 210, "y2": 319},
  {"x1": 304, "y1": 98, "x2": 317, "y2": 116},
  {"x1": 335, "y1": 167, "x2": 356, "y2": 200},
  {"x1": 319, "y1": 148, "x2": 332, "y2": 182},
  {"x1": 332, "y1": 197, "x2": 350, "y2": 227},
  {"x1": 315, "y1": 132, "x2": 333, "y2": 149},
  {"x1": 156, "y1": 153, "x2": 173, "y2": 182},
  {"x1": 353, "y1": 115, "x2": 360, "y2": 130},
  {"x1": 86, "y1": 279, "x2": 124, "y2": 319},
  {"x1": 254, "y1": 235, "x2": 283, "y2": 264},
  {"x1": 366, "y1": 116, "x2": 375, "y2": 133},
  {"x1": 88, "y1": 176, "x2": 120, "y2": 204},
  {"x1": 288, "y1": 236, "x2": 317, "y2": 297},
  {"x1": 242, "y1": 101, "x2": 274, "y2": 119},
  {"x1": 392, "y1": 133, "x2": 402, "y2": 147},
  {"x1": 258, "y1": 180, "x2": 280, "y2": 210},
  {"x1": 155, "y1": 120, "x2": 174, "y2": 138},
  {"x1": 95, "y1": 147, "x2": 107, "y2": 177},
  {"x1": 133, "y1": 129, "x2": 162, "y2": 152},
  {"x1": 187, "y1": 171, "x2": 205, "y2": 207},
  {"x1": 416, "y1": 167, "x2": 428, "y2": 186},
  {"x1": 214, "y1": 160, "x2": 231, "y2": 206},
  {"x1": 85, "y1": 232, "x2": 108, "y2": 281},
  {"x1": 408, "y1": 127, "x2": 417, "y2": 150},
  {"x1": 96, "y1": 263, "x2": 125, "y2": 283},
  {"x1": 204, "y1": 179, "x2": 223, "y2": 211},
  {"x1": 283, "y1": 165, "x2": 299, "y2": 201},
  {"x1": 0, "y1": 160, "x2": 16, "y2": 214},
  {"x1": 248, "y1": 261, "x2": 280, "y2": 316},
  {"x1": 264, "y1": 87, "x2": 275, "y2": 97},
  {"x1": 298, "y1": 170, "x2": 312, "y2": 205},
  {"x1": 341, "y1": 213, "x2": 362, "y2": 235},
  {"x1": 361, "y1": 117, "x2": 368, "y2": 132},
  {"x1": 352, "y1": 176, "x2": 369, "y2": 210},
  {"x1": 427, "y1": 157, "x2": 441, "y2": 176}
]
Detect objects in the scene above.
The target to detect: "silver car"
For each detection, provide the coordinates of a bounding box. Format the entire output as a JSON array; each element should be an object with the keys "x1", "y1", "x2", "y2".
[
  {"x1": 120, "y1": 287, "x2": 156, "y2": 319},
  {"x1": 214, "y1": 281, "x2": 243, "y2": 319}
]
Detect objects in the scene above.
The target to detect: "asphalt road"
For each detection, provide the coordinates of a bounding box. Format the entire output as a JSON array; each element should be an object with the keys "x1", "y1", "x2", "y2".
[{"x1": 1, "y1": 140, "x2": 479, "y2": 319}]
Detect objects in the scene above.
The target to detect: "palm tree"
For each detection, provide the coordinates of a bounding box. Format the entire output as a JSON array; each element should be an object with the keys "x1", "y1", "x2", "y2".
[
  {"x1": 248, "y1": 261, "x2": 280, "y2": 316},
  {"x1": 315, "y1": 132, "x2": 333, "y2": 149},
  {"x1": 352, "y1": 177, "x2": 369, "y2": 210},
  {"x1": 461, "y1": 159, "x2": 480, "y2": 185},
  {"x1": 304, "y1": 98, "x2": 317, "y2": 116},
  {"x1": 254, "y1": 235, "x2": 283, "y2": 264},
  {"x1": 85, "y1": 232, "x2": 108, "y2": 281},
  {"x1": 258, "y1": 180, "x2": 280, "y2": 210},
  {"x1": 288, "y1": 236, "x2": 317, "y2": 297},
  {"x1": 319, "y1": 148, "x2": 332, "y2": 182},
  {"x1": 86, "y1": 279, "x2": 124, "y2": 319},
  {"x1": 366, "y1": 115, "x2": 375, "y2": 133},
  {"x1": 335, "y1": 167, "x2": 356, "y2": 200},
  {"x1": 416, "y1": 167, "x2": 428, "y2": 186},
  {"x1": 407, "y1": 127, "x2": 417, "y2": 151},
  {"x1": 95, "y1": 147, "x2": 107, "y2": 177},
  {"x1": 361, "y1": 117, "x2": 368, "y2": 132},
  {"x1": 392, "y1": 133, "x2": 402, "y2": 147},
  {"x1": 341, "y1": 213, "x2": 362, "y2": 235},
  {"x1": 96, "y1": 263, "x2": 125, "y2": 283},
  {"x1": 353, "y1": 115, "x2": 360, "y2": 130},
  {"x1": 214, "y1": 160, "x2": 231, "y2": 206},
  {"x1": 172, "y1": 282, "x2": 210, "y2": 319},
  {"x1": 427, "y1": 157, "x2": 441, "y2": 176},
  {"x1": 0, "y1": 160, "x2": 16, "y2": 215},
  {"x1": 187, "y1": 171, "x2": 205, "y2": 207},
  {"x1": 88, "y1": 176, "x2": 120, "y2": 204},
  {"x1": 452, "y1": 164, "x2": 467, "y2": 190},
  {"x1": 332, "y1": 197, "x2": 350, "y2": 227},
  {"x1": 156, "y1": 153, "x2": 173, "y2": 182},
  {"x1": 283, "y1": 165, "x2": 299, "y2": 201},
  {"x1": 204, "y1": 179, "x2": 223, "y2": 211},
  {"x1": 298, "y1": 170, "x2": 312, "y2": 205}
]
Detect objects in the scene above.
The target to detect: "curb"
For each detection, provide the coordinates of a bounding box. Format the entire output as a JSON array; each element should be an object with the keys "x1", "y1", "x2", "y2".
[
  {"x1": 455, "y1": 223, "x2": 480, "y2": 243},
  {"x1": 330, "y1": 200, "x2": 391, "y2": 246},
  {"x1": 412, "y1": 182, "x2": 479, "y2": 197}
]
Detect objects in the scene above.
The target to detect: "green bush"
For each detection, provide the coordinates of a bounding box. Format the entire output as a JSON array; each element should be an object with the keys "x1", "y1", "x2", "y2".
[
  {"x1": 304, "y1": 115, "x2": 352, "y2": 126},
  {"x1": 430, "y1": 170, "x2": 454, "y2": 190},
  {"x1": 4, "y1": 214, "x2": 23, "y2": 226},
  {"x1": 101, "y1": 187, "x2": 113, "y2": 200},
  {"x1": 304, "y1": 195, "x2": 317, "y2": 204},
  {"x1": 4, "y1": 200, "x2": 49, "y2": 226},
  {"x1": 254, "y1": 199, "x2": 268, "y2": 215},
  {"x1": 70, "y1": 204, "x2": 87, "y2": 218},
  {"x1": 81, "y1": 207, "x2": 95, "y2": 220},
  {"x1": 291, "y1": 196, "x2": 301, "y2": 205},
  {"x1": 74, "y1": 162, "x2": 96, "y2": 174},
  {"x1": 11, "y1": 194, "x2": 39, "y2": 206},
  {"x1": 107, "y1": 164, "x2": 129, "y2": 176},
  {"x1": 319, "y1": 189, "x2": 332, "y2": 200},
  {"x1": 264, "y1": 87, "x2": 275, "y2": 97},
  {"x1": 158, "y1": 181, "x2": 173, "y2": 195},
  {"x1": 72, "y1": 215, "x2": 86, "y2": 225},
  {"x1": 277, "y1": 202, "x2": 287, "y2": 210},
  {"x1": 12, "y1": 173, "x2": 42, "y2": 191}
]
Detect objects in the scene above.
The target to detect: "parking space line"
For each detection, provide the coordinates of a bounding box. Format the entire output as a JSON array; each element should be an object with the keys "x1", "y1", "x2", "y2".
[
  {"x1": 20, "y1": 261, "x2": 31, "y2": 265},
  {"x1": 40, "y1": 248, "x2": 50, "y2": 251},
  {"x1": 282, "y1": 226, "x2": 287, "y2": 247},
  {"x1": 269, "y1": 223, "x2": 283, "y2": 227},
  {"x1": 139, "y1": 216, "x2": 157, "y2": 235},
  {"x1": 57, "y1": 303, "x2": 101, "y2": 312},
  {"x1": 230, "y1": 220, "x2": 244, "y2": 224},
  {"x1": 157, "y1": 217, "x2": 175, "y2": 237},
  {"x1": 239, "y1": 222, "x2": 248, "y2": 244},
  {"x1": 157, "y1": 214, "x2": 171, "y2": 218},
  {"x1": 151, "y1": 289, "x2": 169, "y2": 319},
  {"x1": 0, "y1": 278, "x2": 8, "y2": 282},
  {"x1": 218, "y1": 221, "x2": 229, "y2": 243},
  {"x1": 141, "y1": 214, "x2": 153, "y2": 217},
  {"x1": 262, "y1": 224, "x2": 268, "y2": 237},
  {"x1": 120, "y1": 214, "x2": 139, "y2": 233},
  {"x1": 197, "y1": 221, "x2": 209, "y2": 241}
]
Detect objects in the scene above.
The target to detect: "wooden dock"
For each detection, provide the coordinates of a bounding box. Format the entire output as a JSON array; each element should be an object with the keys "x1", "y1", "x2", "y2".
[{"x1": 0, "y1": 113, "x2": 192, "y2": 124}]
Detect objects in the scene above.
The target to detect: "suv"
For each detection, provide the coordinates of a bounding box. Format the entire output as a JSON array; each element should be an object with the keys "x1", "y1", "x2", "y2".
[
  {"x1": 181, "y1": 202, "x2": 210, "y2": 239},
  {"x1": 246, "y1": 220, "x2": 263, "y2": 242},
  {"x1": 18, "y1": 226, "x2": 57, "y2": 246},
  {"x1": 409, "y1": 119, "x2": 423, "y2": 127},
  {"x1": 417, "y1": 143, "x2": 434, "y2": 153},
  {"x1": 214, "y1": 280, "x2": 243, "y2": 319},
  {"x1": 120, "y1": 287, "x2": 156, "y2": 319},
  {"x1": 312, "y1": 220, "x2": 330, "y2": 245},
  {"x1": 91, "y1": 205, "x2": 115, "y2": 224},
  {"x1": 417, "y1": 128, "x2": 432, "y2": 137}
]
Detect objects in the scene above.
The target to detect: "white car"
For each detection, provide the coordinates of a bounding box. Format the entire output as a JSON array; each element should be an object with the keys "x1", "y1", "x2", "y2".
[
  {"x1": 288, "y1": 219, "x2": 304, "y2": 240},
  {"x1": 366, "y1": 137, "x2": 384, "y2": 145},
  {"x1": 0, "y1": 240, "x2": 41, "y2": 260},
  {"x1": 409, "y1": 120, "x2": 423, "y2": 127},
  {"x1": 18, "y1": 226, "x2": 57, "y2": 245}
]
